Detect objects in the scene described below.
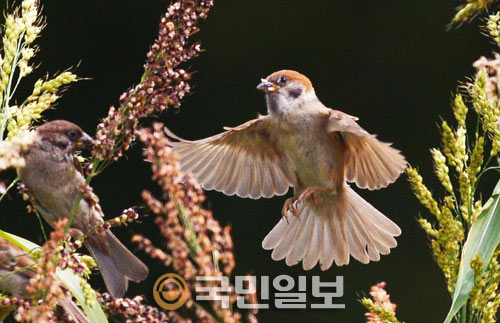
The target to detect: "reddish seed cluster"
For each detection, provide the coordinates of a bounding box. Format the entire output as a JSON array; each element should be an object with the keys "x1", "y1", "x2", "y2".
[
  {"x1": 66, "y1": 238, "x2": 83, "y2": 251},
  {"x1": 17, "y1": 182, "x2": 37, "y2": 213},
  {"x1": 365, "y1": 282, "x2": 398, "y2": 323},
  {"x1": 15, "y1": 220, "x2": 68, "y2": 322},
  {"x1": 96, "y1": 207, "x2": 139, "y2": 233},
  {"x1": 13, "y1": 301, "x2": 33, "y2": 322},
  {"x1": 131, "y1": 235, "x2": 172, "y2": 267},
  {"x1": 0, "y1": 296, "x2": 29, "y2": 307},
  {"x1": 136, "y1": 123, "x2": 258, "y2": 322},
  {"x1": 98, "y1": 293, "x2": 168, "y2": 323},
  {"x1": 58, "y1": 252, "x2": 88, "y2": 277},
  {"x1": 15, "y1": 298, "x2": 77, "y2": 323},
  {"x1": 92, "y1": 0, "x2": 213, "y2": 163}
]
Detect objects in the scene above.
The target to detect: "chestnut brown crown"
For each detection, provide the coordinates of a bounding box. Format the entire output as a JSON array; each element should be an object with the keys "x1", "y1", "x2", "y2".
[
  {"x1": 36, "y1": 120, "x2": 93, "y2": 152},
  {"x1": 268, "y1": 70, "x2": 313, "y2": 92},
  {"x1": 257, "y1": 70, "x2": 314, "y2": 93}
]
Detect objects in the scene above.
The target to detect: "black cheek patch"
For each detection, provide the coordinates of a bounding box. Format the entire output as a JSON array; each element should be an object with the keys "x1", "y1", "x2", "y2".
[
  {"x1": 53, "y1": 140, "x2": 69, "y2": 151},
  {"x1": 288, "y1": 87, "x2": 302, "y2": 98}
]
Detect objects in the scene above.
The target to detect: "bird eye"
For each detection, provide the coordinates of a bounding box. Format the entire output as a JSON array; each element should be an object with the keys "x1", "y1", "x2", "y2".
[
  {"x1": 277, "y1": 76, "x2": 288, "y2": 85},
  {"x1": 67, "y1": 130, "x2": 79, "y2": 140}
]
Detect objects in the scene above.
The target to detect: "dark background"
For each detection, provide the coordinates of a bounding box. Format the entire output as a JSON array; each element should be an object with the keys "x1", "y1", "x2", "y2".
[{"x1": 0, "y1": 1, "x2": 496, "y2": 322}]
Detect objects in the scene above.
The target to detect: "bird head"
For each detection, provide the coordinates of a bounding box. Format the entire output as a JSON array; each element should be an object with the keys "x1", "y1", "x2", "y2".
[
  {"x1": 257, "y1": 70, "x2": 317, "y2": 115},
  {"x1": 36, "y1": 120, "x2": 93, "y2": 155}
]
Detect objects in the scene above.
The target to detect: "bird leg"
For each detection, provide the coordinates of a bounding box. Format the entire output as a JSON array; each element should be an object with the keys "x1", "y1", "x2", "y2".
[
  {"x1": 282, "y1": 187, "x2": 334, "y2": 220},
  {"x1": 282, "y1": 197, "x2": 300, "y2": 219},
  {"x1": 297, "y1": 186, "x2": 332, "y2": 205}
]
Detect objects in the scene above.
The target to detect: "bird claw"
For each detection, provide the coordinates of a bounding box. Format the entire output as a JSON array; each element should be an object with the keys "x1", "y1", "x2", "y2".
[
  {"x1": 282, "y1": 197, "x2": 300, "y2": 220},
  {"x1": 282, "y1": 187, "x2": 332, "y2": 221}
]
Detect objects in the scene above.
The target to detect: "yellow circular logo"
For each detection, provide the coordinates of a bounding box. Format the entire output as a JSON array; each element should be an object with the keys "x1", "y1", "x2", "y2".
[{"x1": 153, "y1": 273, "x2": 189, "y2": 310}]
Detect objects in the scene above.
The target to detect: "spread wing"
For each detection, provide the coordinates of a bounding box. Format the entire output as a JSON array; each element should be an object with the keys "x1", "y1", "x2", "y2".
[
  {"x1": 327, "y1": 110, "x2": 407, "y2": 190},
  {"x1": 166, "y1": 116, "x2": 293, "y2": 199}
]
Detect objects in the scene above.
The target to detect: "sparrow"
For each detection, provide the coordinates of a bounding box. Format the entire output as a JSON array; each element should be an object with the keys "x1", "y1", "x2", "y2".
[
  {"x1": 165, "y1": 70, "x2": 406, "y2": 270},
  {"x1": 17, "y1": 120, "x2": 148, "y2": 297},
  {"x1": 0, "y1": 237, "x2": 89, "y2": 322}
]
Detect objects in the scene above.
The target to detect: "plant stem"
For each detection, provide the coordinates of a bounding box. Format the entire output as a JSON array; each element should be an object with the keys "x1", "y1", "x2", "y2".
[
  {"x1": 34, "y1": 210, "x2": 47, "y2": 241},
  {"x1": 0, "y1": 176, "x2": 19, "y2": 203},
  {"x1": 170, "y1": 193, "x2": 202, "y2": 259}
]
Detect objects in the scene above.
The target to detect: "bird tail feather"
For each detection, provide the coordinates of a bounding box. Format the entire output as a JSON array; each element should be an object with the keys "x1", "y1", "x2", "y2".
[
  {"x1": 262, "y1": 185, "x2": 401, "y2": 270},
  {"x1": 86, "y1": 230, "x2": 149, "y2": 298}
]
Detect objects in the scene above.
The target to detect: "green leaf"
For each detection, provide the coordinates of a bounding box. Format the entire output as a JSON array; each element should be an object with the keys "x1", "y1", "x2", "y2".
[
  {"x1": 0, "y1": 230, "x2": 108, "y2": 323},
  {"x1": 0, "y1": 305, "x2": 16, "y2": 321},
  {"x1": 443, "y1": 180, "x2": 500, "y2": 323}
]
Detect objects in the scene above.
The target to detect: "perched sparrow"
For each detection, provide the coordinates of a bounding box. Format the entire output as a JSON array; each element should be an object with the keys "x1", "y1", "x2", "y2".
[
  {"x1": 17, "y1": 120, "x2": 148, "y2": 297},
  {"x1": 0, "y1": 237, "x2": 89, "y2": 323},
  {"x1": 166, "y1": 70, "x2": 406, "y2": 270}
]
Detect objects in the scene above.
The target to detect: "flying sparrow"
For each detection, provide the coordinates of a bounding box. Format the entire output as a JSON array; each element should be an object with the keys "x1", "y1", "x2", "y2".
[
  {"x1": 0, "y1": 237, "x2": 89, "y2": 322},
  {"x1": 166, "y1": 70, "x2": 406, "y2": 270},
  {"x1": 17, "y1": 120, "x2": 148, "y2": 297}
]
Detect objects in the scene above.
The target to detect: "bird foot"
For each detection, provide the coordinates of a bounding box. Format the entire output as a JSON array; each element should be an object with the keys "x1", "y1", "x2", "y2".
[
  {"x1": 297, "y1": 186, "x2": 331, "y2": 205},
  {"x1": 282, "y1": 197, "x2": 300, "y2": 220},
  {"x1": 282, "y1": 187, "x2": 334, "y2": 221}
]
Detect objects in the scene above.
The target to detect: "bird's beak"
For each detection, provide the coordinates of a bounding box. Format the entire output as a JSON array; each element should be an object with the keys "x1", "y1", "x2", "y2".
[
  {"x1": 76, "y1": 132, "x2": 93, "y2": 150},
  {"x1": 256, "y1": 78, "x2": 280, "y2": 93}
]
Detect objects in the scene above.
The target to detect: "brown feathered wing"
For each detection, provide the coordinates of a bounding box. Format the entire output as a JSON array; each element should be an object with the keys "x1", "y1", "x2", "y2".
[
  {"x1": 165, "y1": 116, "x2": 293, "y2": 199},
  {"x1": 327, "y1": 110, "x2": 407, "y2": 190}
]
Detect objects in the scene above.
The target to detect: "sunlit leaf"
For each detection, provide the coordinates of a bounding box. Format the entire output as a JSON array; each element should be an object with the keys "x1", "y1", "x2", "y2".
[
  {"x1": 443, "y1": 180, "x2": 500, "y2": 323},
  {"x1": 0, "y1": 230, "x2": 108, "y2": 323}
]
